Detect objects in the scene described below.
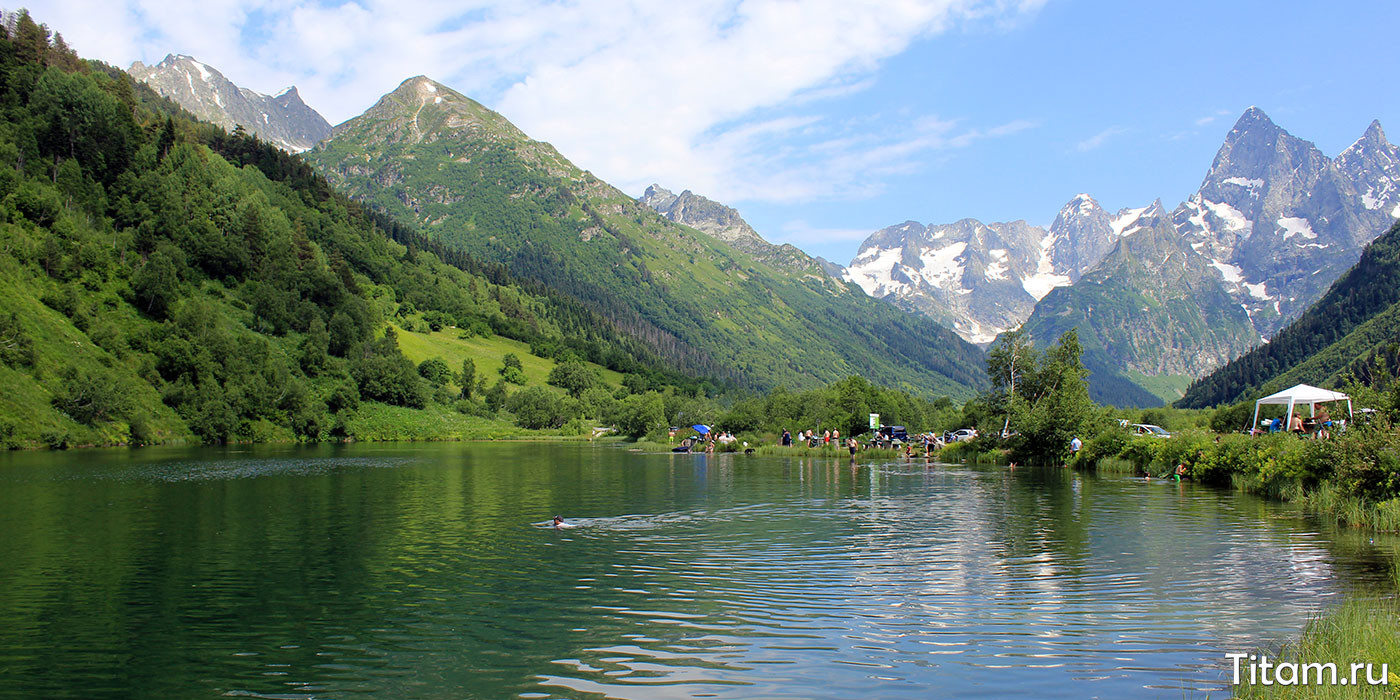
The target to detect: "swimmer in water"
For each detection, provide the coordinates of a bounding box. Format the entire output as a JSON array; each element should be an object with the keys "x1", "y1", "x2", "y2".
[{"x1": 552, "y1": 515, "x2": 566, "y2": 528}]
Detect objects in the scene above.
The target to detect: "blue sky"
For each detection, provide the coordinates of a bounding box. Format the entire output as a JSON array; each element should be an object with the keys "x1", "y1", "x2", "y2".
[{"x1": 35, "y1": 0, "x2": 1400, "y2": 264}]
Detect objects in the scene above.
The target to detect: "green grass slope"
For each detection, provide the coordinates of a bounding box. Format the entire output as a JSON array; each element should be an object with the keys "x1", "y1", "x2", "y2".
[{"x1": 305, "y1": 77, "x2": 986, "y2": 399}]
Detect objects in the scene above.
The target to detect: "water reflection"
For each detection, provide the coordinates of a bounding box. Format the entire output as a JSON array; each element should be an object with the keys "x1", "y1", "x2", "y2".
[{"x1": 0, "y1": 444, "x2": 1394, "y2": 699}]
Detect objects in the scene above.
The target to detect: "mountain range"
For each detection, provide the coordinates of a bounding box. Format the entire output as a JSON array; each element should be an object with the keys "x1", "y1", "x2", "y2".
[
  {"x1": 301, "y1": 76, "x2": 987, "y2": 397},
  {"x1": 838, "y1": 108, "x2": 1400, "y2": 405},
  {"x1": 126, "y1": 55, "x2": 1400, "y2": 407},
  {"x1": 841, "y1": 194, "x2": 1163, "y2": 345},
  {"x1": 129, "y1": 54, "x2": 331, "y2": 152}
]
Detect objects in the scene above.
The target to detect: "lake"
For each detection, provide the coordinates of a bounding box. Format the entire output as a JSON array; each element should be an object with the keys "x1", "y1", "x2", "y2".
[{"x1": 0, "y1": 442, "x2": 1394, "y2": 699}]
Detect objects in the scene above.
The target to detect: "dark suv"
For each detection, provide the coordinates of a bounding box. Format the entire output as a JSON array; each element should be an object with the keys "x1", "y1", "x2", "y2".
[{"x1": 876, "y1": 425, "x2": 908, "y2": 444}]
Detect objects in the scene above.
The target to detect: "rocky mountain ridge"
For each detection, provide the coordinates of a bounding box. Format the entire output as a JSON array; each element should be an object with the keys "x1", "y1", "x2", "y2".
[
  {"x1": 840, "y1": 194, "x2": 1161, "y2": 345},
  {"x1": 638, "y1": 185, "x2": 825, "y2": 273},
  {"x1": 128, "y1": 54, "x2": 331, "y2": 152}
]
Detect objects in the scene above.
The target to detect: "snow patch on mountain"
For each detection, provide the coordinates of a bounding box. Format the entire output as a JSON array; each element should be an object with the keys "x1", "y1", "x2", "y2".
[
  {"x1": 984, "y1": 249, "x2": 1008, "y2": 281},
  {"x1": 919, "y1": 242, "x2": 967, "y2": 290},
  {"x1": 1277, "y1": 216, "x2": 1317, "y2": 240},
  {"x1": 1222, "y1": 176, "x2": 1264, "y2": 189},
  {"x1": 847, "y1": 247, "x2": 907, "y2": 296},
  {"x1": 1111, "y1": 206, "x2": 1148, "y2": 237},
  {"x1": 1211, "y1": 259, "x2": 1245, "y2": 284},
  {"x1": 1244, "y1": 281, "x2": 1271, "y2": 300},
  {"x1": 1021, "y1": 234, "x2": 1071, "y2": 300},
  {"x1": 1202, "y1": 199, "x2": 1250, "y2": 231}
]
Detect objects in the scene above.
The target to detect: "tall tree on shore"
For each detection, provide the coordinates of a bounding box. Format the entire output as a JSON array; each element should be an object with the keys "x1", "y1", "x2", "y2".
[{"x1": 983, "y1": 329, "x2": 1100, "y2": 465}]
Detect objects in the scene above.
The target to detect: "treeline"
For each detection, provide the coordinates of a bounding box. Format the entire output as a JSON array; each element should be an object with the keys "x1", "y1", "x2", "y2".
[
  {"x1": 1178, "y1": 219, "x2": 1400, "y2": 408},
  {"x1": 0, "y1": 10, "x2": 718, "y2": 447}
]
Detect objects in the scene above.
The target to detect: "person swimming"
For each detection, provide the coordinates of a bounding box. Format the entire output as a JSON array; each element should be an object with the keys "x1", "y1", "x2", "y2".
[{"x1": 551, "y1": 515, "x2": 578, "y2": 529}]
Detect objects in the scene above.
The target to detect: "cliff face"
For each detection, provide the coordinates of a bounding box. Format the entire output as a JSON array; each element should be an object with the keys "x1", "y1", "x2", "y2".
[{"x1": 129, "y1": 54, "x2": 331, "y2": 152}]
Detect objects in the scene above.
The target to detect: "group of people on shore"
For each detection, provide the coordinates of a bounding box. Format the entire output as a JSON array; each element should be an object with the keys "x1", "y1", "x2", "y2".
[
  {"x1": 780, "y1": 428, "x2": 862, "y2": 455},
  {"x1": 1258, "y1": 405, "x2": 1336, "y2": 438}
]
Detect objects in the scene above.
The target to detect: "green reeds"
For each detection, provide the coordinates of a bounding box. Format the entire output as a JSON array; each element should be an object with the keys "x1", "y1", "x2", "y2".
[{"x1": 1232, "y1": 597, "x2": 1400, "y2": 699}]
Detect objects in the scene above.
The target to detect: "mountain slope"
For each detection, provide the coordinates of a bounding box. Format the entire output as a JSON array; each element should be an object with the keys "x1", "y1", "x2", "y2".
[
  {"x1": 843, "y1": 194, "x2": 1157, "y2": 345},
  {"x1": 1019, "y1": 218, "x2": 1256, "y2": 406},
  {"x1": 1177, "y1": 218, "x2": 1400, "y2": 407},
  {"x1": 0, "y1": 20, "x2": 715, "y2": 447},
  {"x1": 129, "y1": 54, "x2": 331, "y2": 152},
  {"x1": 305, "y1": 77, "x2": 986, "y2": 397}
]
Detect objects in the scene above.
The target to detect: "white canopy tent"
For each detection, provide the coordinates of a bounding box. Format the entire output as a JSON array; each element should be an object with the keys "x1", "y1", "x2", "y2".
[{"x1": 1251, "y1": 384, "x2": 1352, "y2": 432}]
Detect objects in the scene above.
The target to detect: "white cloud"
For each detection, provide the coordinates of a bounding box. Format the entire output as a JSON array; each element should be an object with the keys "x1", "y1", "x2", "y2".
[
  {"x1": 1075, "y1": 126, "x2": 1127, "y2": 152},
  {"x1": 33, "y1": 0, "x2": 1043, "y2": 205},
  {"x1": 1195, "y1": 108, "x2": 1234, "y2": 127}
]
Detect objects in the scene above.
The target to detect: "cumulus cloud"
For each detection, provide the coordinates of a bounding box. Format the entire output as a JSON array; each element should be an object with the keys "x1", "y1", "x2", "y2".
[{"x1": 34, "y1": 0, "x2": 1042, "y2": 205}]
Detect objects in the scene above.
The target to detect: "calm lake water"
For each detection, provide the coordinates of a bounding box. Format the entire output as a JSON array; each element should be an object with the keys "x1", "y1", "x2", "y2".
[{"x1": 0, "y1": 442, "x2": 1395, "y2": 699}]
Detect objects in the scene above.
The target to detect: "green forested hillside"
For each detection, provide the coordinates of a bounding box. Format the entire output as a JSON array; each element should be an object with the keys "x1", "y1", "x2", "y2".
[
  {"x1": 1177, "y1": 219, "x2": 1400, "y2": 407},
  {"x1": 305, "y1": 77, "x2": 987, "y2": 398},
  {"x1": 0, "y1": 12, "x2": 721, "y2": 447}
]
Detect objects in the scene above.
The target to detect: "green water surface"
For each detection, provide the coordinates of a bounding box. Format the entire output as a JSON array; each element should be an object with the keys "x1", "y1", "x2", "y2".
[{"x1": 0, "y1": 442, "x2": 1393, "y2": 699}]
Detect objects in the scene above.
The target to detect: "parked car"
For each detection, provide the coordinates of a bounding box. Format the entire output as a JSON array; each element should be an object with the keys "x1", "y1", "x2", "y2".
[
  {"x1": 947, "y1": 428, "x2": 978, "y2": 443},
  {"x1": 1129, "y1": 423, "x2": 1172, "y2": 438},
  {"x1": 878, "y1": 425, "x2": 909, "y2": 443}
]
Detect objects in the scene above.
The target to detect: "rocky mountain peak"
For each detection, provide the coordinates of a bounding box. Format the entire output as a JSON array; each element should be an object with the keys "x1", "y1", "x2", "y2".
[
  {"x1": 336, "y1": 75, "x2": 531, "y2": 150},
  {"x1": 1229, "y1": 106, "x2": 1281, "y2": 137},
  {"x1": 1336, "y1": 118, "x2": 1400, "y2": 225},
  {"x1": 1363, "y1": 119, "x2": 1385, "y2": 142},
  {"x1": 638, "y1": 184, "x2": 824, "y2": 275},
  {"x1": 128, "y1": 55, "x2": 329, "y2": 152},
  {"x1": 640, "y1": 184, "x2": 678, "y2": 210},
  {"x1": 1048, "y1": 193, "x2": 1115, "y2": 282}
]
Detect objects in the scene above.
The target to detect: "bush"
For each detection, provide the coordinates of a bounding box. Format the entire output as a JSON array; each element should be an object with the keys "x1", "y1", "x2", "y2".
[
  {"x1": 350, "y1": 328, "x2": 427, "y2": 408},
  {"x1": 417, "y1": 357, "x2": 452, "y2": 386},
  {"x1": 500, "y1": 365, "x2": 526, "y2": 385},
  {"x1": 614, "y1": 392, "x2": 665, "y2": 438},
  {"x1": 41, "y1": 428, "x2": 71, "y2": 450},
  {"x1": 51, "y1": 365, "x2": 132, "y2": 425},
  {"x1": 506, "y1": 386, "x2": 575, "y2": 429},
  {"x1": 1117, "y1": 437, "x2": 1159, "y2": 472},
  {"x1": 484, "y1": 378, "x2": 508, "y2": 412},
  {"x1": 1073, "y1": 425, "x2": 1128, "y2": 470},
  {"x1": 1313, "y1": 428, "x2": 1400, "y2": 501},
  {"x1": 1210, "y1": 402, "x2": 1254, "y2": 434},
  {"x1": 547, "y1": 359, "x2": 597, "y2": 397},
  {"x1": 1151, "y1": 428, "x2": 1215, "y2": 476}
]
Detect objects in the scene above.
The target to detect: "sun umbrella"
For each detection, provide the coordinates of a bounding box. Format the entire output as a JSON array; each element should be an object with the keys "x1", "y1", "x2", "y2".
[{"x1": 692, "y1": 424, "x2": 710, "y2": 435}]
